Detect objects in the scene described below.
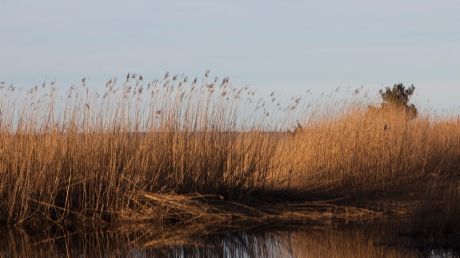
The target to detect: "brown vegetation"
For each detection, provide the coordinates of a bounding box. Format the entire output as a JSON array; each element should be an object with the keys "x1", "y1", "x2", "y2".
[{"x1": 0, "y1": 76, "x2": 459, "y2": 235}]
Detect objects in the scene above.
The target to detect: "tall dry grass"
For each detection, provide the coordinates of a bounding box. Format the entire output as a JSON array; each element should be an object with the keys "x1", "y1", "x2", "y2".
[
  {"x1": 0, "y1": 75, "x2": 459, "y2": 227},
  {"x1": 276, "y1": 107, "x2": 460, "y2": 196}
]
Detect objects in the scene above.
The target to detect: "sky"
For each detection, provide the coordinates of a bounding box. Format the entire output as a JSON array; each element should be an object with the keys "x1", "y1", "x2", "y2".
[{"x1": 1, "y1": 0, "x2": 460, "y2": 110}]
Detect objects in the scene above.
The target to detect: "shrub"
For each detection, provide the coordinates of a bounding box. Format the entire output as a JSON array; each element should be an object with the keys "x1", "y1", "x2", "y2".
[{"x1": 378, "y1": 83, "x2": 418, "y2": 120}]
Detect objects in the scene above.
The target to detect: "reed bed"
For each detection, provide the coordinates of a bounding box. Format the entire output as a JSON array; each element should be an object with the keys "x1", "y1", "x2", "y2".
[{"x1": 0, "y1": 74, "x2": 459, "y2": 229}]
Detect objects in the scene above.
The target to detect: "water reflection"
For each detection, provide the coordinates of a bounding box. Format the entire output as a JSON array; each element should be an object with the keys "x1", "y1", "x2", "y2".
[{"x1": 0, "y1": 225, "x2": 455, "y2": 257}]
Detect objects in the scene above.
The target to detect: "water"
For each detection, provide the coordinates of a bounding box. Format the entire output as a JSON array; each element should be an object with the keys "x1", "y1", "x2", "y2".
[{"x1": 0, "y1": 225, "x2": 457, "y2": 257}]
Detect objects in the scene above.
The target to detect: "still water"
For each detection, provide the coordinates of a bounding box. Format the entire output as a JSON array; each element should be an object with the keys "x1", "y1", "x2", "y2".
[{"x1": 0, "y1": 225, "x2": 456, "y2": 258}]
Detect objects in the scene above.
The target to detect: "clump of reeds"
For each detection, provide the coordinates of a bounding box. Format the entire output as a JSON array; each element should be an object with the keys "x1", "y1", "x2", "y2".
[
  {"x1": 275, "y1": 107, "x2": 460, "y2": 197},
  {"x1": 0, "y1": 75, "x2": 459, "y2": 229},
  {"x1": 0, "y1": 73, "x2": 284, "y2": 225}
]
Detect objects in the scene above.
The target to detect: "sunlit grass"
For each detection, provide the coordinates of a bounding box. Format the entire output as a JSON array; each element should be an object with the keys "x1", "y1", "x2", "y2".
[{"x1": 0, "y1": 74, "x2": 459, "y2": 231}]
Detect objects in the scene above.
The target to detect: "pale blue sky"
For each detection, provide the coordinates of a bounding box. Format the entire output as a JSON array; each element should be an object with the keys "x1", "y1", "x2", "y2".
[{"x1": 1, "y1": 0, "x2": 459, "y2": 109}]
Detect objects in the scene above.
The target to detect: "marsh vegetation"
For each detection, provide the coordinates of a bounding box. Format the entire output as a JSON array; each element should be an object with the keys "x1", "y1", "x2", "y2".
[{"x1": 0, "y1": 73, "x2": 459, "y2": 253}]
